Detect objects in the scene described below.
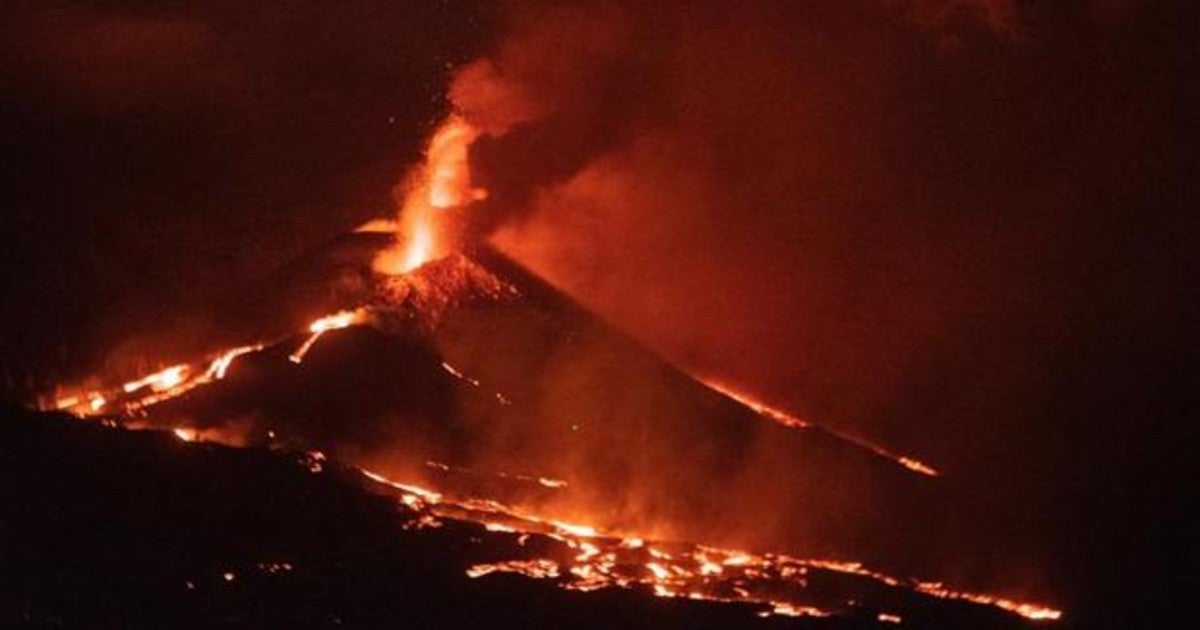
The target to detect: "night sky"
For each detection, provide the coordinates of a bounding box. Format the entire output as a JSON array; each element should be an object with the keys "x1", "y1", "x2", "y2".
[{"x1": 1, "y1": 1, "x2": 1194, "y2": 625}]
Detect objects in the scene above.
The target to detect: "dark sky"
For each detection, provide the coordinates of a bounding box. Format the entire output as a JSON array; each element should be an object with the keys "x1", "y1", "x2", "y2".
[
  {"x1": 1, "y1": 0, "x2": 1195, "y2": 625},
  {"x1": 1, "y1": 0, "x2": 494, "y2": 393}
]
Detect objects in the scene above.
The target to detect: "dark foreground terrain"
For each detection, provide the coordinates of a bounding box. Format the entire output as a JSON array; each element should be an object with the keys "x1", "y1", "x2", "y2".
[{"x1": 1, "y1": 407, "x2": 1045, "y2": 629}]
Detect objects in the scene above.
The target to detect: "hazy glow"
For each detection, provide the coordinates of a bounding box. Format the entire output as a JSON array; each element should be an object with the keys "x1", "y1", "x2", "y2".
[{"x1": 373, "y1": 116, "x2": 486, "y2": 275}]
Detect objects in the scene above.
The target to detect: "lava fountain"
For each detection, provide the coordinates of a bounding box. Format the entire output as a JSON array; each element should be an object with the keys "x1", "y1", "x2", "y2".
[{"x1": 373, "y1": 115, "x2": 487, "y2": 274}]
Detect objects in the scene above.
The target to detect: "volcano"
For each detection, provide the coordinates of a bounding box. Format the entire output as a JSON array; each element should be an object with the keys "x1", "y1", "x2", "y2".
[{"x1": 14, "y1": 230, "x2": 1062, "y2": 627}]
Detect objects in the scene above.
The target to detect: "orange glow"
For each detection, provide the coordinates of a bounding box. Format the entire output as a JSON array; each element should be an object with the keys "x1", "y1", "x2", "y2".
[
  {"x1": 289, "y1": 309, "x2": 366, "y2": 364},
  {"x1": 360, "y1": 468, "x2": 443, "y2": 506},
  {"x1": 701, "y1": 378, "x2": 810, "y2": 429},
  {"x1": 552, "y1": 521, "x2": 598, "y2": 538},
  {"x1": 41, "y1": 367, "x2": 1065, "y2": 627},
  {"x1": 439, "y1": 360, "x2": 479, "y2": 385},
  {"x1": 767, "y1": 603, "x2": 831, "y2": 618},
  {"x1": 896, "y1": 456, "x2": 940, "y2": 477},
  {"x1": 205, "y1": 344, "x2": 264, "y2": 380},
  {"x1": 53, "y1": 395, "x2": 81, "y2": 410},
  {"x1": 306, "y1": 310, "x2": 362, "y2": 334},
  {"x1": 355, "y1": 218, "x2": 399, "y2": 233},
  {"x1": 467, "y1": 559, "x2": 559, "y2": 580},
  {"x1": 701, "y1": 377, "x2": 940, "y2": 477},
  {"x1": 401, "y1": 222, "x2": 434, "y2": 273},
  {"x1": 123, "y1": 364, "x2": 188, "y2": 394},
  {"x1": 422, "y1": 458, "x2": 569, "y2": 492},
  {"x1": 356, "y1": 466, "x2": 1061, "y2": 623},
  {"x1": 36, "y1": 269, "x2": 1058, "y2": 623},
  {"x1": 425, "y1": 118, "x2": 486, "y2": 210},
  {"x1": 45, "y1": 339, "x2": 268, "y2": 417},
  {"x1": 915, "y1": 581, "x2": 1063, "y2": 621},
  {"x1": 373, "y1": 115, "x2": 485, "y2": 275}
]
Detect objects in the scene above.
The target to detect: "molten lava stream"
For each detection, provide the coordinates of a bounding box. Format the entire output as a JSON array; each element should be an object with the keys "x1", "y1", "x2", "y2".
[
  {"x1": 700, "y1": 378, "x2": 940, "y2": 477},
  {"x1": 288, "y1": 309, "x2": 365, "y2": 364},
  {"x1": 373, "y1": 115, "x2": 486, "y2": 275},
  {"x1": 353, "y1": 466, "x2": 1061, "y2": 623},
  {"x1": 41, "y1": 307, "x2": 1060, "y2": 625}
]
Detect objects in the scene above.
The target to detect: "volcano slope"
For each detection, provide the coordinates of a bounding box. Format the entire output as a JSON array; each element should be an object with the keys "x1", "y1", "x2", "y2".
[{"x1": 23, "y1": 234, "x2": 1062, "y2": 626}]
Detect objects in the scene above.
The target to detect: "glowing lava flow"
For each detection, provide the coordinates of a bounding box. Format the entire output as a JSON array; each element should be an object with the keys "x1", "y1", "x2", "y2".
[
  {"x1": 207, "y1": 344, "x2": 262, "y2": 380},
  {"x1": 47, "y1": 307, "x2": 367, "y2": 416},
  {"x1": 355, "y1": 467, "x2": 1061, "y2": 623},
  {"x1": 123, "y1": 364, "x2": 187, "y2": 394},
  {"x1": 51, "y1": 342, "x2": 265, "y2": 417},
  {"x1": 424, "y1": 459, "x2": 569, "y2": 489},
  {"x1": 439, "y1": 359, "x2": 513, "y2": 406},
  {"x1": 701, "y1": 378, "x2": 940, "y2": 477},
  {"x1": 289, "y1": 309, "x2": 366, "y2": 364},
  {"x1": 37, "y1": 261, "x2": 1060, "y2": 623},
  {"x1": 39, "y1": 300, "x2": 1060, "y2": 623},
  {"x1": 373, "y1": 115, "x2": 486, "y2": 275}
]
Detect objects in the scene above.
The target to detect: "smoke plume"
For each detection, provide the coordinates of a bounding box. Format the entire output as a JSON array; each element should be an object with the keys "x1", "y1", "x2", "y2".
[{"x1": 434, "y1": 0, "x2": 1189, "y2": 613}]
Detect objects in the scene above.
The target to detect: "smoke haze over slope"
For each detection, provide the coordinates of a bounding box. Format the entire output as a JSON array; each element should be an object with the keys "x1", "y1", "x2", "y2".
[
  {"x1": 443, "y1": 1, "x2": 1192, "y2": 618},
  {"x1": 1, "y1": 1, "x2": 1193, "y2": 624}
]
